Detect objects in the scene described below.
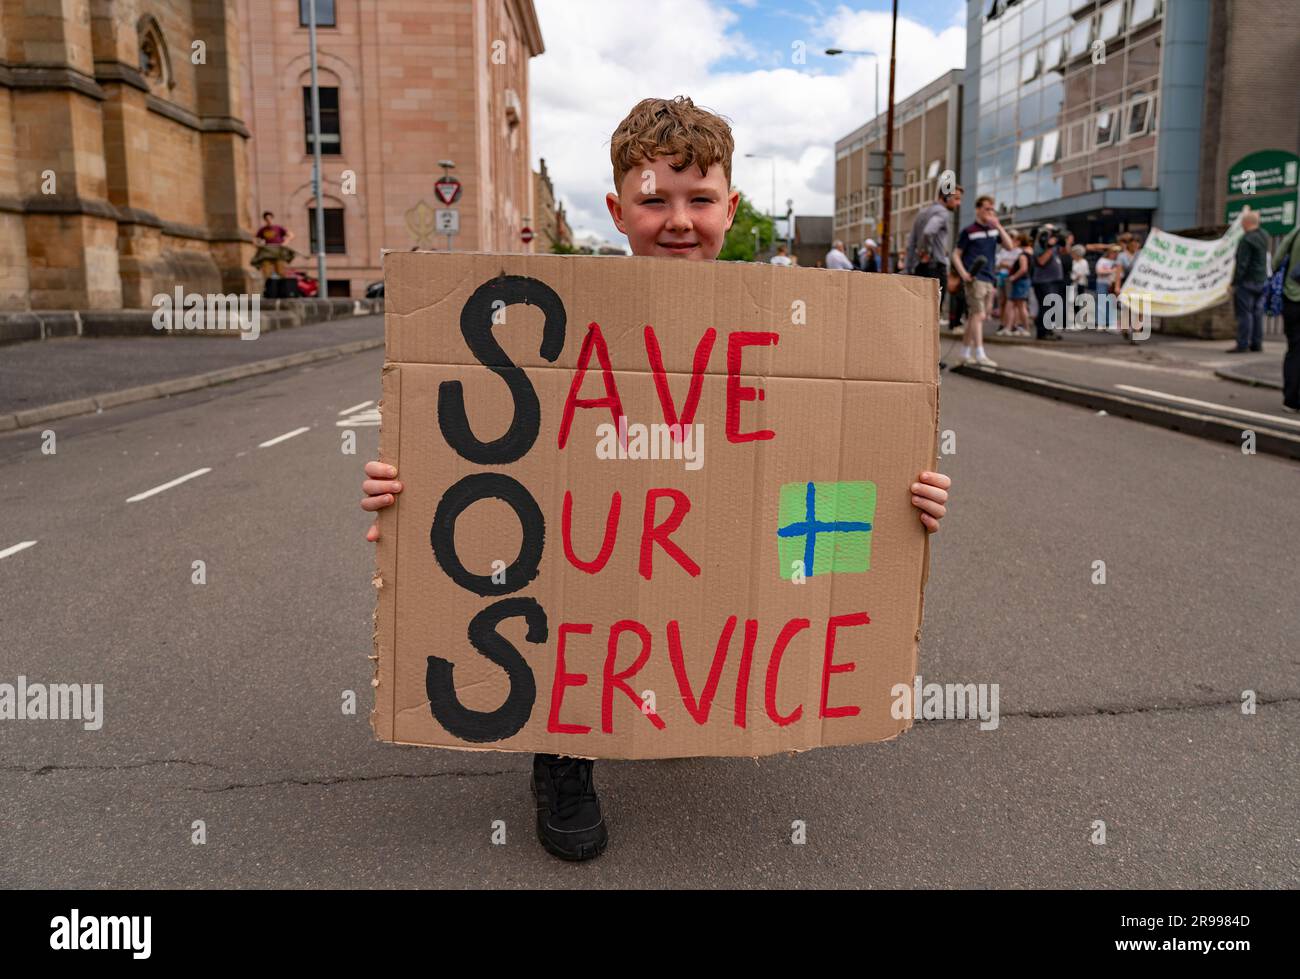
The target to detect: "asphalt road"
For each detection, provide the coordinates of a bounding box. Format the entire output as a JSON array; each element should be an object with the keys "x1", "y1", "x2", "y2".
[{"x1": 1, "y1": 348, "x2": 1296, "y2": 888}]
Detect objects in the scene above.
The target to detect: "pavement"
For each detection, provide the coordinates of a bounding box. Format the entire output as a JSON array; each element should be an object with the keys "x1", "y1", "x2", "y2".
[
  {"x1": 0, "y1": 314, "x2": 384, "y2": 421},
  {"x1": 1, "y1": 342, "x2": 1296, "y2": 888},
  {"x1": 939, "y1": 327, "x2": 1299, "y2": 453}
]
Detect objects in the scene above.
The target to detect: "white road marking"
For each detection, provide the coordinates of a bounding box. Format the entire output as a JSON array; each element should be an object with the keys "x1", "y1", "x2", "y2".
[
  {"x1": 339, "y1": 400, "x2": 374, "y2": 415},
  {"x1": 126, "y1": 468, "x2": 212, "y2": 503},
  {"x1": 0, "y1": 540, "x2": 37, "y2": 560},
  {"x1": 258, "y1": 426, "x2": 311, "y2": 448},
  {"x1": 1114, "y1": 384, "x2": 1300, "y2": 429},
  {"x1": 335, "y1": 408, "x2": 380, "y2": 427}
]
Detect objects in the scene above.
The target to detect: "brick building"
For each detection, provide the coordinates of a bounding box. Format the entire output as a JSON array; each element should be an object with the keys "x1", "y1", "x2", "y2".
[
  {"x1": 0, "y1": 0, "x2": 255, "y2": 311},
  {"x1": 240, "y1": 0, "x2": 544, "y2": 296},
  {"x1": 959, "y1": 0, "x2": 1300, "y2": 239}
]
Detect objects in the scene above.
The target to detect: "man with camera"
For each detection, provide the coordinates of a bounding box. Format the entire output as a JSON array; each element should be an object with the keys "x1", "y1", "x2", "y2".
[{"x1": 1031, "y1": 224, "x2": 1068, "y2": 341}]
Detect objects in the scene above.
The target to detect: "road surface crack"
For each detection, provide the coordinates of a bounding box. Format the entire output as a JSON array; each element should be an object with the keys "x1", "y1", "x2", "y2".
[
  {"x1": 0, "y1": 757, "x2": 228, "y2": 776},
  {"x1": 186, "y1": 769, "x2": 523, "y2": 793},
  {"x1": 994, "y1": 694, "x2": 1300, "y2": 722}
]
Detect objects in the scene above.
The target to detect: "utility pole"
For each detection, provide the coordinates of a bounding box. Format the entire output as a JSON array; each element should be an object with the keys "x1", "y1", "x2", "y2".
[
  {"x1": 307, "y1": 0, "x2": 327, "y2": 293},
  {"x1": 881, "y1": 0, "x2": 899, "y2": 273}
]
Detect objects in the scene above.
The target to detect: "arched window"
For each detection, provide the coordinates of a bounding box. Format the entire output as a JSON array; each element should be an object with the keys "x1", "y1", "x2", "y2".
[{"x1": 137, "y1": 16, "x2": 173, "y2": 92}]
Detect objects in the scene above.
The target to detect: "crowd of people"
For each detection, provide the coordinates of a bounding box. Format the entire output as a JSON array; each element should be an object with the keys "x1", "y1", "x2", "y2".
[
  {"x1": 776, "y1": 193, "x2": 1297, "y2": 407},
  {"x1": 803, "y1": 187, "x2": 1150, "y2": 366}
]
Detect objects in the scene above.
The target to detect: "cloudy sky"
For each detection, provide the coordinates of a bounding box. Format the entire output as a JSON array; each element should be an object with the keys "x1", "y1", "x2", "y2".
[{"x1": 530, "y1": 0, "x2": 967, "y2": 249}]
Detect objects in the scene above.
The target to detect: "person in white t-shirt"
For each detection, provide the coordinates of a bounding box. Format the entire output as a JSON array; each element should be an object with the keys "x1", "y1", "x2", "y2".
[
  {"x1": 1094, "y1": 245, "x2": 1120, "y2": 330},
  {"x1": 1069, "y1": 244, "x2": 1089, "y2": 290},
  {"x1": 770, "y1": 244, "x2": 792, "y2": 266},
  {"x1": 825, "y1": 240, "x2": 855, "y2": 270}
]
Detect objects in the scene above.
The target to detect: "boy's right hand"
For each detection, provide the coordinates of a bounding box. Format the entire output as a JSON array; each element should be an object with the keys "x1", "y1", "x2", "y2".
[{"x1": 361, "y1": 460, "x2": 402, "y2": 542}]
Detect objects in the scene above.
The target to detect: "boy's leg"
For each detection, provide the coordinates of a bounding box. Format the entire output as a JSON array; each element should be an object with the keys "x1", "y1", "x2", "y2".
[{"x1": 531, "y1": 752, "x2": 608, "y2": 861}]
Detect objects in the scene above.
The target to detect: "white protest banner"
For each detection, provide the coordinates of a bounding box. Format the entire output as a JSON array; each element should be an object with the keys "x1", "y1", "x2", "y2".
[{"x1": 1119, "y1": 215, "x2": 1244, "y2": 317}]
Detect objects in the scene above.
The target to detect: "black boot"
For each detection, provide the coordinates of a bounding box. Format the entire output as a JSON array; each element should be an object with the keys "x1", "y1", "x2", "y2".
[{"x1": 531, "y1": 753, "x2": 607, "y2": 861}]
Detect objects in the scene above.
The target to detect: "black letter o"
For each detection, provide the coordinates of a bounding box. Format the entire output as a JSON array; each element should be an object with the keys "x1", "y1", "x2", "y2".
[{"x1": 431, "y1": 472, "x2": 543, "y2": 597}]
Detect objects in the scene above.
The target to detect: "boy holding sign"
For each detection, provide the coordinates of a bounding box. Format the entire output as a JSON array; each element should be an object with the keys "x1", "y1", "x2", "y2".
[{"x1": 360, "y1": 96, "x2": 952, "y2": 862}]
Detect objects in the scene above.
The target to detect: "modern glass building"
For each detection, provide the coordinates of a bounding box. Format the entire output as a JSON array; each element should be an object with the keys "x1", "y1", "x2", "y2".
[{"x1": 960, "y1": 0, "x2": 1205, "y2": 239}]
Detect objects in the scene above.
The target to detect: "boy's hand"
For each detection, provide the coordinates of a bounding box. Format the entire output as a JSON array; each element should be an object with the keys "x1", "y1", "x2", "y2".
[
  {"x1": 910, "y1": 471, "x2": 951, "y2": 533},
  {"x1": 361, "y1": 460, "x2": 402, "y2": 541}
]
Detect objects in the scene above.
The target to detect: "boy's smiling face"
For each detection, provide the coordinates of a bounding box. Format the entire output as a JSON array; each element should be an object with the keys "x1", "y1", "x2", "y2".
[{"x1": 606, "y1": 155, "x2": 739, "y2": 260}]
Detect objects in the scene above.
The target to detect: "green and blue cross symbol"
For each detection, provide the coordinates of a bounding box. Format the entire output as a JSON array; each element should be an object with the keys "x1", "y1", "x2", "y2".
[{"x1": 777, "y1": 480, "x2": 877, "y2": 580}]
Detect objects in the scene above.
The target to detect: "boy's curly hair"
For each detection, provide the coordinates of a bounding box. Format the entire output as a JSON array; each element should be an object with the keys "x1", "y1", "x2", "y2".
[{"x1": 609, "y1": 96, "x2": 735, "y2": 191}]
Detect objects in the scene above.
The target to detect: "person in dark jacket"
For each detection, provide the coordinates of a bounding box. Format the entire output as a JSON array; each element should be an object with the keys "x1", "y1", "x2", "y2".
[
  {"x1": 1273, "y1": 224, "x2": 1300, "y2": 412},
  {"x1": 1228, "y1": 209, "x2": 1271, "y2": 353}
]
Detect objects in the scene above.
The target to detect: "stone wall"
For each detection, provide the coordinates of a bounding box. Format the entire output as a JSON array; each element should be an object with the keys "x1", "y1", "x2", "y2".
[{"x1": 0, "y1": 0, "x2": 255, "y2": 310}]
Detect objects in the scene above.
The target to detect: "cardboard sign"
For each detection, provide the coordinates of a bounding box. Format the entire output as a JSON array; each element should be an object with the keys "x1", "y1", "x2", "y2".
[{"x1": 373, "y1": 253, "x2": 939, "y2": 758}]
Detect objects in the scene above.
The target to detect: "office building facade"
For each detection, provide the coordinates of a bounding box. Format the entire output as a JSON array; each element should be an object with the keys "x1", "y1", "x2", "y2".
[
  {"x1": 960, "y1": 0, "x2": 1300, "y2": 239},
  {"x1": 834, "y1": 69, "x2": 964, "y2": 264},
  {"x1": 241, "y1": 0, "x2": 544, "y2": 297}
]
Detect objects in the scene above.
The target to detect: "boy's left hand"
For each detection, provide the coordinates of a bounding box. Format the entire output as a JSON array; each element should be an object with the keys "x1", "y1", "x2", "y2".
[{"x1": 911, "y1": 471, "x2": 951, "y2": 533}]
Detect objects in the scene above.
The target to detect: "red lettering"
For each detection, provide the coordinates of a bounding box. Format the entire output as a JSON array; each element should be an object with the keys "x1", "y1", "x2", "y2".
[
  {"x1": 644, "y1": 325, "x2": 716, "y2": 440},
  {"x1": 725, "y1": 331, "x2": 779, "y2": 443},
  {"x1": 602, "y1": 619, "x2": 665, "y2": 733},
  {"x1": 764, "y1": 617, "x2": 809, "y2": 726},
  {"x1": 558, "y1": 322, "x2": 624, "y2": 449},
  {"x1": 821, "y1": 612, "x2": 868, "y2": 719},
  {"x1": 667, "y1": 617, "x2": 736, "y2": 725},
  {"x1": 732, "y1": 618, "x2": 759, "y2": 728},
  {"x1": 548, "y1": 623, "x2": 592, "y2": 734},
  {"x1": 562, "y1": 490, "x2": 621, "y2": 574},
  {"x1": 638, "y1": 488, "x2": 701, "y2": 580}
]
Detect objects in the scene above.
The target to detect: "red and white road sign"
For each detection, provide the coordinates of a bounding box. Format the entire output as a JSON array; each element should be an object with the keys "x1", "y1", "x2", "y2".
[
  {"x1": 520, "y1": 226, "x2": 534, "y2": 243},
  {"x1": 434, "y1": 176, "x2": 462, "y2": 206}
]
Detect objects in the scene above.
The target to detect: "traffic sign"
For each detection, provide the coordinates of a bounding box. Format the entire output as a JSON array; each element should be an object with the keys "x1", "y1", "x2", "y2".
[
  {"x1": 1226, "y1": 192, "x2": 1296, "y2": 237},
  {"x1": 1227, "y1": 149, "x2": 1298, "y2": 197},
  {"x1": 520, "y1": 226, "x2": 534, "y2": 244},
  {"x1": 435, "y1": 209, "x2": 459, "y2": 234},
  {"x1": 868, "y1": 150, "x2": 906, "y2": 188},
  {"x1": 434, "y1": 176, "x2": 462, "y2": 205}
]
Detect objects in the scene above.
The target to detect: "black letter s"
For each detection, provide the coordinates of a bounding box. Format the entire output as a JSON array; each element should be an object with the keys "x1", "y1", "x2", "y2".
[{"x1": 439, "y1": 275, "x2": 566, "y2": 464}]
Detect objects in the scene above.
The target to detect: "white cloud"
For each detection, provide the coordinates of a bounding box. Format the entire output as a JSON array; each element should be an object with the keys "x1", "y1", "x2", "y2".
[{"x1": 530, "y1": 0, "x2": 965, "y2": 245}]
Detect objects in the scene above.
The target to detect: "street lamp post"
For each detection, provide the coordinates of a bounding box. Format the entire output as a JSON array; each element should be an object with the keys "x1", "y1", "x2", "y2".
[
  {"x1": 824, "y1": 49, "x2": 879, "y2": 119},
  {"x1": 881, "y1": 0, "x2": 899, "y2": 273},
  {"x1": 825, "y1": 45, "x2": 887, "y2": 265},
  {"x1": 306, "y1": 0, "x2": 327, "y2": 295},
  {"x1": 744, "y1": 153, "x2": 777, "y2": 220}
]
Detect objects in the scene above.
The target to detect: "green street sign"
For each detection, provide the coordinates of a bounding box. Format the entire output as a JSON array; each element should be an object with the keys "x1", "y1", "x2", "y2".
[
  {"x1": 1226, "y1": 191, "x2": 1297, "y2": 237},
  {"x1": 1227, "y1": 149, "x2": 1299, "y2": 196}
]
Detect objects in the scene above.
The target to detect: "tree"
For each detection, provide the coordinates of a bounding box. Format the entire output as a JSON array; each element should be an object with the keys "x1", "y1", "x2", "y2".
[{"x1": 719, "y1": 192, "x2": 777, "y2": 262}]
